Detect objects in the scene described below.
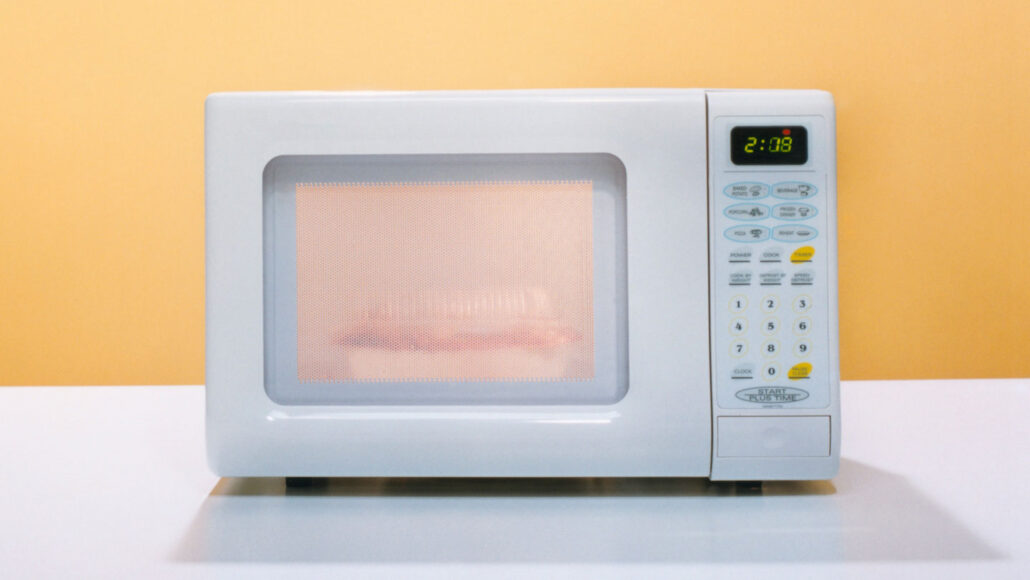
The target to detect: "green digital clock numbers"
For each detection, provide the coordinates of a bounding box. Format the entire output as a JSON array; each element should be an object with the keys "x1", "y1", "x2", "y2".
[
  {"x1": 731, "y1": 126, "x2": 808, "y2": 165},
  {"x1": 744, "y1": 135, "x2": 792, "y2": 153}
]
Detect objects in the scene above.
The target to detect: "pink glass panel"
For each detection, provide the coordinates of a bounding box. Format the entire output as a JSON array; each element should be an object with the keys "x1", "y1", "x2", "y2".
[{"x1": 295, "y1": 181, "x2": 595, "y2": 382}]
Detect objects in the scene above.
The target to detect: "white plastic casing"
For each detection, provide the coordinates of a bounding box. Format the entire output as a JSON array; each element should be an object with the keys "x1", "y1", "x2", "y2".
[{"x1": 205, "y1": 89, "x2": 839, "y2": 480}]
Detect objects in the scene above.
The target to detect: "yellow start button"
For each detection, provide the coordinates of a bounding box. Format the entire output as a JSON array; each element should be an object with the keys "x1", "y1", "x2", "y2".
[
  {"x1": 788, "y1": 362, "x2": 813, "y2": 380},
  {"x1": 790, "y1": 246, "x2": 815, "y2": 263}
]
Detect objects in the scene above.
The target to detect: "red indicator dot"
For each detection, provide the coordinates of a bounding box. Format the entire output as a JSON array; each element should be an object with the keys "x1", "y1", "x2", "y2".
[{"x1": 782, "y1": 128, "x2": 791, "y2": 135}]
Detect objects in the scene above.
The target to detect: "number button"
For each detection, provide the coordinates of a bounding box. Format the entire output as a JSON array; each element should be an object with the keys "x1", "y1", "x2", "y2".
[
  {"x1": 729, "y1": 317, "x2": 748, "y2": 336},
  {"x1": 729, "y1": 295, "x2": 748, "y2": 313},
  {"x1": 730, "y1": 339, "x2": 749, "y2": 358},
  {"x1": 761, "y1": 295, "x2": 779, "y2": 313},
  {"x1": 761, "y1": 339, "x2": 780, "y2": 358},
  {"x1": 794, "y1": 339, "x2": 812, "y2": 357},
  {"x1": 792, "y1": 295, "x2": 812, "y2": 313},
  {"x1": 761, "y1": 317, "x2": 780, "y2": 336},
  {"x1": 762, "y1": 363, "x2": 780, "y2": 382},
  {"x1": 794, "y1": 317, "x2": 812, "y2": 336}
]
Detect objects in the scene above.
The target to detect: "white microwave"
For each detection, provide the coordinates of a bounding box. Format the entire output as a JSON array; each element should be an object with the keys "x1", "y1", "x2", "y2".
[{"x1": 205, "y1": 89, "x2": 839, "y2": 481}]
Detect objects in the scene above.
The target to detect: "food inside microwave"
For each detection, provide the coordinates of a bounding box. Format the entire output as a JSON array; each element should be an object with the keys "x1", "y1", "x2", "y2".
[{"x1": 322, "y1": 288, "x2": 585, "y2": 381}]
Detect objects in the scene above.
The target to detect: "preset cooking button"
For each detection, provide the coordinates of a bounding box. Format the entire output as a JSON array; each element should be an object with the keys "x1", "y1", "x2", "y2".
[
  {"x1": 725, "y1": 225, "x2": 770, "y2": 243},
  {"x1": 772, "y1": 181, "x2": 818, "y2": 199},
  {"x1": 724, "y1": 182, "x2": 770, "y2": 200},
  {"x1": 724, "y1": 203, "x2": 770, "y2": 221}
]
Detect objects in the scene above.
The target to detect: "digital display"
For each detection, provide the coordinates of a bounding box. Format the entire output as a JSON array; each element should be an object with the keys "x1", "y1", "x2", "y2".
[{"x1": 731, "y1": 126, "x2": 808, "y2": 165}]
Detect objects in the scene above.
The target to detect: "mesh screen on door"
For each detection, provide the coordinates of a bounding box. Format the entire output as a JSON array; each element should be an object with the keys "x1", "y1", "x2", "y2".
[{"x1": 295, "y1": 181, "x2": 595, "y2": 383}]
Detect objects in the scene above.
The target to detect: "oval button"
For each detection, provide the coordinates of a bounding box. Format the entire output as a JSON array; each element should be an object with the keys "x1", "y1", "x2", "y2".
[
  {"x1": 724, "y1": 203, "x2": 770, "y2": 221},
  {"x1": 788, "y1": 362, "x2": 813, "y2": 380},
  {"x1": 724, "y1": 225, "x2": 770, "y2": 243},
  {"x1": 773, "y1": 203, "x2": 818, "y2": 221},
  {"x1": 735, "y1": 386, "x2": 810, "y2": 403},
  {"x1": 772, "y1": 225, "x2": 818, "y2": 242},
  {"x1": 790, "y1": 246, "x2": 815, "y2": 263},
  {"x1": 772, "y1": 181, "x2": 818, "y2": 199},
  {"x1": 724, "y1": 182, "x2": 770, "y2": 200}
]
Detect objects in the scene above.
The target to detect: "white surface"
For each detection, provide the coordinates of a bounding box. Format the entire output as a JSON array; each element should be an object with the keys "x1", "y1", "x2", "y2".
[
  {"x1": 206, "y1": 89, "x2": 715, "y2": 477},
  {"x1": 1, "y1": 379, "x2": 1028, "y2": 579}
]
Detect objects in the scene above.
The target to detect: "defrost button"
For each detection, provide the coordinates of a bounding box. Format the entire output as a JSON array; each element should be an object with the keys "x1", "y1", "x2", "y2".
[{"x1": 790, "y1": 269, "x2": 815, "y2": 286}]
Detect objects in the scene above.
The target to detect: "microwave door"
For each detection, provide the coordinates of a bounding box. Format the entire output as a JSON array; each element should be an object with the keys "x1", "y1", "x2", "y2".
[{"x1": 206, "y1": 91, "x2": 714, "y2": 476}]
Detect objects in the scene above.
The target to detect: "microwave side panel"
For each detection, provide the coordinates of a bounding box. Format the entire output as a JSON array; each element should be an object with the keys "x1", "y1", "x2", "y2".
[
  {"x1": 205, "y1": 90, "x2": 714, "y2": 477},
  {"x1": 706, "y1": 90, "x2": 840, "y2": 481}
]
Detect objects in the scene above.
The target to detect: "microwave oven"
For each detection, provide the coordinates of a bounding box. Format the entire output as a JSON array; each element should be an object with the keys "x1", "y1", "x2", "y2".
[{"x1": 205, "y1": 89, "x2": 839, "y2": 481}]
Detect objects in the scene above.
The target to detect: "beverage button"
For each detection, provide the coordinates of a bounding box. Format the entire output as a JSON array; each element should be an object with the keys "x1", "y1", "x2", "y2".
[
  {"x1": 772, "y1": 181, "x2": 818, "y2": 199},
  {"x1": 725, "y1": 225, "x2": 770, "y2": 243},
  {"x1": 724, "y1": 203, "x2": 770, "y2": 221},
  {"x1": 773, "y1": 225, "x2": 818, "y2": 243},
  {"x1": 724, "y1": 182, "x2": 770, "y2": 200}
]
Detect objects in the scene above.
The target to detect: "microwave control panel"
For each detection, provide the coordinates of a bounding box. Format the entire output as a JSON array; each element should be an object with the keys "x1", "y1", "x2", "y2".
[{"x1": 708, "y1": 105, "x2": 836, "y2": 413}]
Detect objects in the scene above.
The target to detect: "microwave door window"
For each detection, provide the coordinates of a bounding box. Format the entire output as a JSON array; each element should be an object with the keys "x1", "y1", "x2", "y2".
[
  {"x1": 263, "y1": 154, "x2": 628, "y2": 405},
  {"x1": 295, "y1": 181, "x2": 595, "y2": 383}
]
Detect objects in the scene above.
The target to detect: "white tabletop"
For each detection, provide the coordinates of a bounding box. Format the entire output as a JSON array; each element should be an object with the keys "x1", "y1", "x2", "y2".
[{"x1": 1, "y1": 380, "x2": 1028, "y2": 579}]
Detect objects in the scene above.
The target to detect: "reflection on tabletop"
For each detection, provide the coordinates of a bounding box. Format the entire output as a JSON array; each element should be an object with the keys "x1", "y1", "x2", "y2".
[{"x1": 176, "y1": 459, "x2": 997, "y2": 564}]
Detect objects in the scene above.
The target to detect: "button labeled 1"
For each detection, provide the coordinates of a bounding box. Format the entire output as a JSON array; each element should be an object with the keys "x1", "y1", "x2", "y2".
[{"x1": 730, "y1": 295, "x2": 748, "y2": 313}]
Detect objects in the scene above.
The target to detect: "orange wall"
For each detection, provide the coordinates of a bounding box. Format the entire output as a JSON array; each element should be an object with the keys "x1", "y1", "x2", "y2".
[{"x1": 1, "y1": 1, "x2": 1028, "y2": 385}]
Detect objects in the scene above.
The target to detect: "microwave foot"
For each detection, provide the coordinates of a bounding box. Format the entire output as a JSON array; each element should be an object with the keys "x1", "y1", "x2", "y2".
[
  {"x1": 734, "y1": 480, "x2": 764, "y2": 495},
  {"x1": 285, "y1": 477, "x2": 323, "y2": 489}
]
